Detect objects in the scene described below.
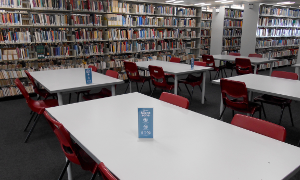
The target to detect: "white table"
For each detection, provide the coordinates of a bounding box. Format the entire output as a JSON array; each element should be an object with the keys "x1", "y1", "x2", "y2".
[
  {"x1": 135, "y1": 60, "x2": 212, "y2": 104},
  {"x1": 292, "y1": 63, "x2": 300, "y2": 80},
  {"x1": 30, "y1": 68, "x2": 123, "y2": 180},
  {"x1": 47, "y1": 92, "x2": 300, "y2": 180},
  {"x1": 213, "y1": 54, "x2": 284, "y2": 75},
  {"x1": 212, "y1": 74, "x2": 300, "y2": 120}
]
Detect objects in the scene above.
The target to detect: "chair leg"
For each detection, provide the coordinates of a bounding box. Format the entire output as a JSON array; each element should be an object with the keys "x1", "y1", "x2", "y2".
[
  {"x1": 124, "y1": 83, "x2": 129, "y2": 93},
  {"x1": 90, "y1": 170, "x2": 98, "y2": 180},
  {"x1": 24, "y1": 114, "x2": 41, "y2": 143},
  {"x1": 198, "y1": 85, "x2": 207, "y2": 101},
  {"x1": 58, "y1": 160, "x2": 70, "y2": 180},
  {"x1": 231, "y1": 69, "x2": 233, "y2": 77},
  {"x1": 213, "y1": 71, "x2": 219, "y2": 80},
  {"x1": 184, "y1": 84, "x2": 192, "y2": 100},
  {"x1": 148, "y1": 80, "x2": 152, "y2": 93},
  {"x1": 288, "y1": 105, "x2": 294, "y2": 127},
  {"x1": 150, "y1": 87, "x2": 156, "y2": 97},
  {"x1": 220, "y1": 70, "x2": 223, "y2": 78},
  {"x1": 69, "y1": 93, "x2": 72, "y2": 103},
  {"x1": 139, "y1": 82, "x2": 145, "y2": 93},
  {"x1": 30, "y1": 110, "x2": 33, "y2": 115},
  {"x1": 209, "y1": 71, "x2": 212, "y2": 81},
  {"x1": 219, "y1": 106, "x2": 226, "y2": 120},
  {"x1": 260, "y1": 102, "x2": 267, "y2": 119},
  {"x1": 223, "y1": 69, "x2": 227, "y2": 77},
  {"x1": 24, "y1": 112, "x2": 37, "y2": 132},
  {"x1": 278, "y1": 107, "x2": 285, "y2": 125}
]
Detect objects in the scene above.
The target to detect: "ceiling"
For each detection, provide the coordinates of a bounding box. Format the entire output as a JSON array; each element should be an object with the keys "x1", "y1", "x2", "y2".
[{"x1": 137, "y1": 0, "x2": 300, "y2": 9}]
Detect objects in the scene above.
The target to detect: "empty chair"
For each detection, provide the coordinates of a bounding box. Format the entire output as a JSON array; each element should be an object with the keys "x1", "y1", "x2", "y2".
[
  {"x1": 226, "y1": 52, "x2": 240, "y2": 76},
  {"x1": 248, "y1": 54, "x2": 262, "y2": 58},
  {"x1": 231, "y1": 114, "x2": 286, "y2": 142},
  {"x1": 83, "y1": 70, "x2": 119, "y2": 101},
  {"x1": 90, "y1": 162, "x2": 119, "y2": 180},
  {"x1": 159, "y1": 92, "x2": 189, "y2": 109},
  {"x1": 15, "y1": 78, "x2": 58, "y2": 143},
  {"x1": 165, "y1": 57, "x2": 181, "y2": 80},
  {"x1": 178, "y1": 61, "x2": 206, "y2": 101},
  {"x1": 235, "y1": 58, "x2": 254, "y2": 75},
  {"x1": 219, "y1": 78, "x2": 262, "y2": 120},
  {"x1": 229, "y1": 52, "x2": 241, "y2": 56},
  {"x1": 202, "y1": 54, "x2": 226, "y2": 81},
  {"x1": 124, "y1": 61, "x2": 151, "y2": 93},
  {"x1": 149, "y1": 65, "x2": 174, "y2": 96},
  {"x1": 25, "y1": 71, "x2": 56, "y2": 100},
  {"x1": 43, "y1": 112, "x2": 98, "y2": 180},
  {"x1": 254, "y1": 71, "x2": 298, "y2": 126}
]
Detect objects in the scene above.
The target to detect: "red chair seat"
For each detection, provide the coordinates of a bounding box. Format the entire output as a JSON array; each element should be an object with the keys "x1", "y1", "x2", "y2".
[
  {"x1": 178, "y1": 74, "x2": 202, "y2": 87},
  {"x1": 129, "y1": 76, "x2": 151, "y2": 83},
  {"x1": 30, "y1": 99, "x2": 59, "y2": 114},
  {"x1": 254, "y1": 95, "x2": 291, "y2": 106},
  {"x1": 229, "y1": 99, "x2": 261, "y2": 115},
  {"x1": 82, "y1": 88, "x2": 112, "y2": 101},
  {"x1": 38, "y1": 88, "x2": 57, "y2": 99}
]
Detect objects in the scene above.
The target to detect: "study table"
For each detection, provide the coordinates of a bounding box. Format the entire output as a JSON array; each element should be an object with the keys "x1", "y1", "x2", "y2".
[
  {"x1": 213, "y1": 54, "x2": 285, "y2": 75},
  {"x1": 135, "y1": 60, "x2": 212, "y2": 104},
  {"x1": 47, "y1": 92, "x2": 300, "y2": 180},
  {"x1": 292, "y1": 63, "x2": 300, "y2": 80},
  {"x1": 212, "y1": 74, "x2": 300, "y2": 121},
  {"x1": 30, "y1": 68, "x2": 123, "y2": 180}
]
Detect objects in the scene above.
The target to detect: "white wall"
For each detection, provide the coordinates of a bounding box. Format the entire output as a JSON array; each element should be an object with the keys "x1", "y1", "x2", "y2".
[
  {"x1": 210, "y1": 7, "x2": 225, "y2": 55},
  {"x1": 240, "y1": 3, "x2": 260, "y2": 56}
]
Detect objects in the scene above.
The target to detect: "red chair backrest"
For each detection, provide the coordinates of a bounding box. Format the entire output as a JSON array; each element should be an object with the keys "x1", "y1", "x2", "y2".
[
  {"x1": 229, "y1": 52, "x2": 240, "y2": 56},
  {"x1": 159, "y1": 92, "x2": 189, "y2": 109},
  {"x1": 235, "y1": 58, "x2": 253, "y2": 75},
  {"x1": 170, "y1": 57, "x2": 181, "y2": 63},
  {"x1": 231, "y1": 114, "x2": 286, "y2": 142},
  {"x1": 98, "y1": 162, "x2": 118, "y2": 180},
  {"x1": 25, "y1": 71, "x2": 40, "y2": 95},
  {"x1": 106, "y1": 70, "x2": 119, "y2": 79},
  {"x1": 15, "y1": 78, "x2": 32, "y2": 103},
  {"x1": 202, "y1": 55, "x2": 215, "y2": 68},
  {"x1": 149, "y1": 65, "x2": 168, "y2": 88},
  {"x1": 271, "y1": 71, "x2": 298, "y2": 80},
  {"x1": 124, "y1": 61, "x2": 141, "y2": 81},
  {"x1": 43, "y1": 111, "x2": 63, "y2": 131},
  {"x1": 88, "y1": 65, "x2": 98, "y2": 72},
  {"x1": 221, "y1": 79, "x2": 249, "y2": 110},
  {"x1": 194, "y1": 61, "x2": 207, "y2": 67},
  {"x1": 248, "y1": 54, "x2": 262, "y2": 58}
]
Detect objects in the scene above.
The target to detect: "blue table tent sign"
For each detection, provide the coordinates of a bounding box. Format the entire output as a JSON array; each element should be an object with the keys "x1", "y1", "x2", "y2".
[
  {"x1": 191, "y1": 58, "x2": 194, "y2": 70},
  {"x1": 138, "y1": 108, "x2": 153, "y2": 138},
  {"x1": 85, "y1": 68, "x2": 92, "y2": 84}
]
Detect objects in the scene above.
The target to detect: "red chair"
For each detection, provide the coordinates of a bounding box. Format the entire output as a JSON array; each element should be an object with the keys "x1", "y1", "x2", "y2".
[
  {"x1": 159, "y1": 92, "x2": 189, "y2": 109},
  {"x1": 202, "y1": 54, "x2": 226, "y2": 81},
  {"x1": 219, "y1": 79, "x2": 262, "y2": 120},
  {"x1": 235, "y1": 58, "x2": 254, "y2": 75},
  {"x1": 43, "y1": 112, "x2": 98, "y2": 180},
  {"x1": 248, "y1": 53, "x2": 262, "y2": 58},
  {"x1": 254, "y1": 71, "x2": 298, "y2": 126},
  {"x1": 178, "y1": 61, "x2": 206, "y2": 101},
  {"x1": 124, "y1": 61, "x2": 151, "y2": 93},
  {"x1": 226, "y1": 52, "x2": 240, "y2": 76},
  {"x1": 231, "y1": 114, "x2": 286, "y2": 142},
  {"x1": 69, "y1": 65, "x2": 98, "y2": 103},
  {"x1": 149, "y1": 65, "x2": 174, "y2": 96},
  {"x1": 15, "y1": 78, "x2": 58, "y2": 143},
  {"x1": 229, "y1": 52, "x2": 241, "y2": 56},
  {"x1": 165, "y1": 57, "x2": 181, "y2": 80},
  {"x1": 90, "y1": 162, "x2": 119, "y2": 180},
  {"x1": 82, "y1": 70, "x2": 119, "y2": 101},
  {"x1": 25, "y1": 71, "x2": 56, "y2": 100}
]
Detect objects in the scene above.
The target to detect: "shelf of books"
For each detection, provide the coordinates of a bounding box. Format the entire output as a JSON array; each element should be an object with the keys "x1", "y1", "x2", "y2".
[
  {"x1": 200, "y1": 10, "x2": 212, "y2": 55},
  {"x1": 256, "y1": 4, "x2": 300, "y2": 70},
  {"x1": 222, "y1": 7, "x2": 243, "y2": 54},
  {"x1": 0, "y1": 0, "x2": 202, "y2": 98}
]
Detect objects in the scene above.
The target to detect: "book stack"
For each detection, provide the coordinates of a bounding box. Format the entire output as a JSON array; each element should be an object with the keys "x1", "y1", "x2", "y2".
[
  {"x1": 224, "y1": 19, "x2": 243, "y2": 27},
  {"x1": 0, "y1": 0, "x2": 23, "y2": 8},
  {"x1": 0, "y1": 13, "x2": 22, "y2": 25},
  {"x1": 0, "y1": 30, "x2": 31, "y2": 43},
  {"x1": 225, "y1": 9, "x2": 243, "y2": 18},
  {"x1": 30, "y1": 0, "x2": 68, "y2": 10},
  {"x1": 202, "y1": 13, "x2": 212, "y2": 20},
  {"x1": 72, "y1": 14, "x2": 93, "y2": 26},
  {"x1": 223, "y1": 29, "x2": 242, "y2": 37}
]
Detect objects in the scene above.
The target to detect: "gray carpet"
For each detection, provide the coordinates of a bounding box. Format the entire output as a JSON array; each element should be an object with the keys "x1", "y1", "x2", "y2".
[{"x1": 1, "y1": 66, "x2": 300, "y2": 180}]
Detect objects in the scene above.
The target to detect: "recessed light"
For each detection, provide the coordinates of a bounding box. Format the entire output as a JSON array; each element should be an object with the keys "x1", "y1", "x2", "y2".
[
  {"x1": 165, "y1": 0, "x2": 175, "y2": 2},
  {"x1": 277, "y1": 1, "x2": 295, "y2": 4},
  {"x1": 173, "y1": 1, "x2": 184, "y2": 3},
  {"x1": 221, "y1": 1, "x2": 233, "y2": 3}
]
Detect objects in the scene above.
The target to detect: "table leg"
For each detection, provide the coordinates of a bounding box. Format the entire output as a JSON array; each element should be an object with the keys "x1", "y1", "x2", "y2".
[
  {"x1": 111, "y1": 85, "x2": 116, "y2": 96},
  {"x1": 254, "y1": 65, "x2": 258, "y2": 74},
  {"x1": 269, "y1": 62, "x2": 273, "y2": 76},
  {"x1": 220, "y1": 93, "x2": 223, "y2": 121},
  {"x1": 174, "y1": 74, "x2": 178, "y2": 95},
  {"x1": 295, "y1": 67, "x2": 300, "y2": 80},
  {"x1": 201, "y1": 72, "x2": 206, "y2": 104},
  {"x1": 129, "y1": 81, "x2": 132, "y2": 93},
  {"x1": 57, "y1": 92, "x2": 73, "y2": 180}
]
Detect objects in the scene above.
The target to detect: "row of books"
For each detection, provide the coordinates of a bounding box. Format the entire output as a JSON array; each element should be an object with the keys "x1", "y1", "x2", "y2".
[
  {"x1": 177, "y1": 8, "x2": 197, "y2": 17},
  {"x1": 256, "y1": 39, "x2": 300, "y2": 48},
  {"x1": 43, "y1": 45, "x2": 71, "y2": 58},
  {"x1": 223, "y1": 29, "x2": 242, "y2": 37},
  {"x1": 260, "y1": 6, "x2": 300, "y2": 18},
  {"x1": 0, "y1": 47, "x2": 33, "y2": 61},
  {"x1": 73, "y1": 43, "x2": 104, "y2": 56},
  {"x1": 30, "y1": 0, "x2": 69, "y2": 10},
  {"x1": 258, "y1": 17, "x2": 300, "y2": 27},
  {"x1": 224, "y1": 20, "x2": 243, "y2": 27},
  {"x1": 31, "y1": 14, "x2": 69, "y2": 26},
  {"x1": 258, "y1": 48, "x2": 298, "y2": 58},
  {"x1": 222, "y1": 38, "x2": 241, "y2": 47},
  {"x1": 0, "y1": 30, "x2": 31, "y2": 43},
  {"x1": 201, "y1": 38, "x2": 210, "y2": 46},
  {"x1": 201, "y1": 29, "x2": 210, "y2": 36},
  {"x1": 0, "y1": 13, "x2": 23, "y2": 25},
  {"x1": 0, "y1": 69, "x2": 27, "y2": 79},
  {"x1": 256, "y1": 28, "x2": 300, "y2": 37},
  {"x1": 0, "y1": 85, "x2": 34, "y2": 97},
  {"x1": 34, "y1": 30, "x2": 73, "y2": 43},
  {"x1": 225, "y1": 9, "x2": 243, "y2": 18},
  {"x1": 200, "y1": 21, "x2": 211, "y2": 28},
  {"x1": 0, "y1": 0, "x2": 22, "y2": 8},
  {"x1": 201, "y1": 13, "x2": 212, "y2": 20}
]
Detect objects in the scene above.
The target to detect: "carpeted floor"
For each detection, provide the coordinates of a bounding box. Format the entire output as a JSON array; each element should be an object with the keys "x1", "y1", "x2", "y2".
[{"x1": 1, "y1": 66, "x2": 300, "y2": 180}]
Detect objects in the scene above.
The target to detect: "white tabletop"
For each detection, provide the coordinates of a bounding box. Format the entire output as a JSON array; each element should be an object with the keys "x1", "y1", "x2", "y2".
[
  {"x1": 212, "y1": 74, "x2": 300, "y2": 101},
  {"x1": 47, "y1": 92, "x2": 300, "y2": 180},
  {"x1": 135, "y1": 60, "x2": 212, "y2": 75},
  {"x1": 30, "y1": 68, "x2": 124, "y2": 93},
  {"x1": 213, "y1": 54, "x2": 279, "y2": 64}
]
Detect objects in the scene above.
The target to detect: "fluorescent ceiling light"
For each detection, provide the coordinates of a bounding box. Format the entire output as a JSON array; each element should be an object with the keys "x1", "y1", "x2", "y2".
[
  {"x1": 194, "y1": 3, "x2": 205, "y2": 5},
  {"x1": 221, "y1": 1, "x2": 233, "y2": 3},
  {"x1": 165, "y1": 0, "x2": 175, "y2": 2},
  {"x1": 277, "y1": 1, "x2": 295, "y2": 4},
  {"x1": 173, "y1": 1, "x2": 184, "y2": 3}
]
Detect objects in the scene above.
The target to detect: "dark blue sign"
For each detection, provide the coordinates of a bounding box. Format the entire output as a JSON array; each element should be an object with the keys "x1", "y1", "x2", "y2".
[
  {"x1": 191, "y1": 58, "x2": 194, "y2": 70},
  {"x1": 85, "y1": 68, "x2": 92, "y2": 84},
  {"x1": 138, "y1": 108, "x2": 153, "y2": 138}
]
